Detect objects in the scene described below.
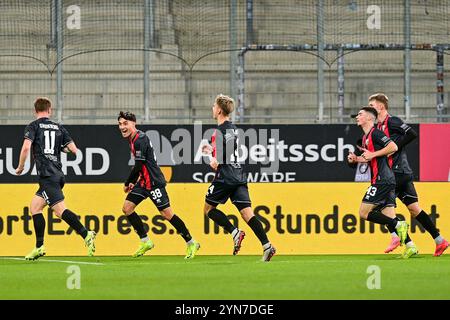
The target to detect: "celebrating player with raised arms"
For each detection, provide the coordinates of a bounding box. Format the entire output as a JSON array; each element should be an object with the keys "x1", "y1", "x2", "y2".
[
  {"x1": 118, "y1": 111, "x2": 200, "y2": 259},
  {"x1": 202, "y1": 94, "x2": 276, "y2": 262}
]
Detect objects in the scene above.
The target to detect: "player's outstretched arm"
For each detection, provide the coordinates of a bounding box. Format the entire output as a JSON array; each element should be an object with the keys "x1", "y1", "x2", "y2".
[
  {"x1": 62, "y1": 142, "x2": 78, "y2": 154},
  {"x1": 124, "y1": 160, "x2": 143, "y2": 192},
  {"x1": 361, "y1": 141, "x2": 398, "y2": 161},
  {"x1": 348, "y1": 140, "x2": 366, "y2": 166},
  {"x1": 16, "y1": 139, "x2": 32, "y2": 175},
  {"x1": 209, "y1": 156, "x2": 218, "y2": 170},
  {"x1": 348, "y1": 151, "x2": 368, "y2": 164}
]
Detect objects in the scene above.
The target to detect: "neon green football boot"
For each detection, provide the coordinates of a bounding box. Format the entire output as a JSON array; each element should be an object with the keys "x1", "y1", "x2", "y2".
[
  {"x1": 25, "y1": 245, "x2": 46, "y2": 261},
  {"x1": 400, "y1": 244, "x2": 419, "y2": 259},
  {"x1": 395, "y1": 221, "x2": 409, "y2": 245},
  {"x1": 84, "y1": 231, "x2": 96, "y2": 257},
  {"x1": 185, "y1": 241, "x2": 200, "y2": 259},
  {"x1": 132, "y1": 240, "x2": 154, "y2": 258}
]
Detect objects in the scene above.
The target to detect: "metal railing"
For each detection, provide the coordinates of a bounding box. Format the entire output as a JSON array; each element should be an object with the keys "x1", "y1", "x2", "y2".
[{"x1": 0, "y1": 0, "x2": 449, "y2": 124}]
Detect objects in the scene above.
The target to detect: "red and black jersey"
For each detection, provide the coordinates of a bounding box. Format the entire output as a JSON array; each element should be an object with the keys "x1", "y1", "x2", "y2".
[
  {"x1": 129, "y1": 130, "x2": 166, "y2": 190},
  {"x1": 24, "y1": 117, "x2": 73, "y2": 178},
  {"x1": 211, "y1": 121, "x2": 246, "y2": 185},
  {"x1": 377, "y1": 115, "x2": 414, "y2": 174},
  {"x1": 361, "y1": 127, "x2": 396, "y2": 185}
]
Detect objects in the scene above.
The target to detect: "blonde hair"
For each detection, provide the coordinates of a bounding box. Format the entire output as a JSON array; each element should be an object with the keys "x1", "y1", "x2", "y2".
[
  {"x1": 368, "y1": 93, "x2": 389, "y2": 110},
  {"x1": 215, "y1": 94, "x2": 235, "y2": 116}
]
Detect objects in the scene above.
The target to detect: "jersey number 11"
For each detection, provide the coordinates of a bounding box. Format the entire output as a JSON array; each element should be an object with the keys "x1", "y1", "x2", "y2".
[{"x1": 44, "y1": 130, "x2": 56, "y2": 155}]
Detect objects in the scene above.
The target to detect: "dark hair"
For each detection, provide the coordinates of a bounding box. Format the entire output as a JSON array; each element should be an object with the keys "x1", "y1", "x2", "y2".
[
  {"x1": 360, "y1": 106, "x2": 378, "y2": 119},
  {"x1": 118, "y1": 111, "x2": 136, "y2": 122},
  {"x1": 34, "y1": 97, "x2": 52, "y2": 112}
]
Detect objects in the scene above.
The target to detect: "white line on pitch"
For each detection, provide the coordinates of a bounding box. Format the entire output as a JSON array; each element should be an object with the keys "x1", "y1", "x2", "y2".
[
  {"x1": 108, "y1": 259, "x2": 400, "y2": 266},
  {"x1": 0, "y1": 257, "x2": 104, "y2": 265}
]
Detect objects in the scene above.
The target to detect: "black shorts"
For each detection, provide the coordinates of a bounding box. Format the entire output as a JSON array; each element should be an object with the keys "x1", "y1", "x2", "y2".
[
  {"x1": 362, "y1": 183, "x2": 396, "y2": 210},
  {"x1": 36, "y1": 174, "x2": 65, "y2": 207},
  {"x1": 205, "y1": 181, "x2": 251, "y2": 211},
  {"x1": 395, "y1": 173, "x2": 419, "y2": 206},
  {"x1": 126, "y1": 185, "x2": 170, "y2": 211}
]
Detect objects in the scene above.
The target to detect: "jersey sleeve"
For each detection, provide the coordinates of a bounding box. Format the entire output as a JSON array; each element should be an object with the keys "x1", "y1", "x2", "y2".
[
  {"x1": 133, "y1": 136, "x2": 147, "y2": 161},
  {"x1": 389, "y1": 116, "x2": 411, "y2": 135},
  {"x1": 373, "y1": 129, "x2": 392, "y2": 148},
  {"x1": 24, "y1": 123, "x2": 36, "y2": 142},
  {"x1": 60, "y1": 125, "x2": 73, "y2": 147},
  {"x1": 224, "y1": 128, "x2": 238, "y2": 164},
  {"x1": 388, "y1": 116, "x2": 417, "y2": 149}
]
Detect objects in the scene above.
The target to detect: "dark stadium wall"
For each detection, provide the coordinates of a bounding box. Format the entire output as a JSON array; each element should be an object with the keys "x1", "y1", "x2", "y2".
[{"x1": 0, "y1": 124, "x2": 420, "y2": 183}]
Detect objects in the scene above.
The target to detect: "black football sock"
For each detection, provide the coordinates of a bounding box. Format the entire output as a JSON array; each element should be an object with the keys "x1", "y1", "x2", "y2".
[
  {"x1": 207, "y1": 208, "x2": 236, "y2": 234},
  {"x1": 415, "y1": 210, "x2": 440, "y2": 239},
  {"x1": 386, "y1": 222, "x2": 396, "y2": 234},
  {"x1": 366, "y1": 211, "x2": 397, "y2": 229},
  {"x1": 126, "y1": 212, "x2": 148, "y2": 239},
  {"x1": 168, "y1": 215, "x2": 192, "y2": 242},
  {"x1": 404, "y1": 233, "x2": 413, "y2": 244},
  {"x1": 32, "y1": 213, "x2": 45, "y2": 248},
  {"x1": 61, "y1": 209, "x2": 88, "y2": 239},
  {"x1": 247, "y1": 216, "x2": 269, "y2": 246}
]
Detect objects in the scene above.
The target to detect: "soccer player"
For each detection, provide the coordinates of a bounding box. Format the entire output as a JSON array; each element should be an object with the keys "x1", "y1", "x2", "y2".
[
  {"x1": 368, "y1": 93, "x2": 448, "y2": 257},
  {"x1": 348, "y1": 106, "x2": 409, "y2": 246},
  {"x1": 16, "y1": 97, "x2": 96, "y2": 260},
  {"x1": 118, "y1": 111, "x2": 200, "y2": 259},
  {"x1": 202, "y1": 94, "x2": 276, "y2": 262}
]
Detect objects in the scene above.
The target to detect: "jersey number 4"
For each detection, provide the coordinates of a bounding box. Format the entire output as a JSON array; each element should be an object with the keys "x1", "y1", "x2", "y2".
[{"x1": 44, "y1": 130, "x2": 56, "y2": 155}]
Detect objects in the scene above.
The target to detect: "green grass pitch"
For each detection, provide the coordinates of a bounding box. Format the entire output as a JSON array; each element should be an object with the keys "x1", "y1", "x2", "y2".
[{"x1": 1, "y1": 255, "x2": 450, "y2": 299}]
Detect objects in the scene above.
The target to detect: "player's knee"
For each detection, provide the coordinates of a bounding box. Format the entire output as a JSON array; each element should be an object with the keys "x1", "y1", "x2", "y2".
[
  {"x1": 359, "y1": 210, "x2": 368, "y2": 220},
  {"x1": 409, "y1": 209, "x2": 417, "y2": 218},
  {"x1": 160, "y1": 212, "x2": 170, "y2": 220},
  {"x1": 204, "y1": 203, "x2": 215, "y2": 216},
  {"x1": 51, "y1": 201, "x2": 66, "y2": 218},
  {"x1": 30, "y1": 204, "x2": 42, "y2": 215},
  {"x1": 52, "y1": 208, "x2": 63, "y2": 218},
  {"x1": 408, "y1": 206, "x2": 420, "y2": 218},
  {"x1": 240, "y1": 210, "x2": 254, "y2": 223},
  {"x1": 159, "y1": 207, "x2": 173, "y2": 220},
  {"x1": 122, "y1": 204, "x2": 133, "y2": 215},
  {"x1": 235, "y1": 202, "x2": 251, "y2": 212},
  {"x1": 30, "y1": 198, "x2": 45, "y2": 215},
  {"x1": 30, "y1": 208, "x2": 42, "y2": 216}
]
